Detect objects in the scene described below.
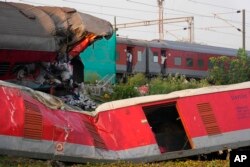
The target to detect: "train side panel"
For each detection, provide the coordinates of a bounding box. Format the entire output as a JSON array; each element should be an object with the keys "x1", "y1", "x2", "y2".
[
  {"x1": 177, "y1": 88, "x2": 250, "y2": 148},
  {"x1": 148, "y1": 47, "x2": 161, "y2": 74},
  {"x1": 0, "y1": 49, "x2": 56, "y2": 80},
  {"x1": 133, "y1": 46, "x2": 147, "y2": 73},
  {"x1": 166, "y1": 49, "x2": 216, "y2": 77},
  {"x1": 116, "y1": 38, "x2": 239, "y2": 78},
  {"x1": 116, "y1": 42, "x2": 147, "y2": 74},
  {"x1": 116, "y1": 43, "x2": 127, "y2": 73},
  {"x1": 0, "y1": 84, "x2": 160, "y2": 160},
  {"x1": 1, "y1": 81, "x2": 250, "y2": 162}
]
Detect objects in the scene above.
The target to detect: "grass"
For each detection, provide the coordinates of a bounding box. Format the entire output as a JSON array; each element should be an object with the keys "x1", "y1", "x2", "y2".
[{"x1": 0, "y1": 156, "x2": 229, "y2": 167}]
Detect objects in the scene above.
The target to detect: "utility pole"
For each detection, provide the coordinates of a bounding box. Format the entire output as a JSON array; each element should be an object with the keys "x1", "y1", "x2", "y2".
[
  {"x1": 188, "y1": 17, "x2": 194, "y2": 43},
  {"x1": 157, "y1": 0, "x2": 164, "y2": 40},
  {"x1": 114, "y1": 16, "x2": 117, "y2": 32},
  {"x1": 242, "y1": 9, "x2": 245, "y2": 50}
]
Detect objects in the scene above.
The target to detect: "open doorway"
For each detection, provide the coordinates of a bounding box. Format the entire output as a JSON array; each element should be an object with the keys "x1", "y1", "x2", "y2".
[
  {"x1": 126, "y1": 46, "x2": 133, "y2": 73},
  {"x1": 160, "y1": 49, "x2": 167, "y2": 74},
  {"x1": 142, "y1": 103, "x2": 191, "y2": 153}
]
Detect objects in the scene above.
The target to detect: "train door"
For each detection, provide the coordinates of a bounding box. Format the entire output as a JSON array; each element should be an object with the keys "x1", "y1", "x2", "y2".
[
  {"x1": 142, "y1": 102, "x2": 191, "y2": 153},
  {"x1": 160, "y1": 49, "x2": 167, "y2": 74},
  {"x1": 126, "y1": 46, "x2": 134, "y2": 73}
]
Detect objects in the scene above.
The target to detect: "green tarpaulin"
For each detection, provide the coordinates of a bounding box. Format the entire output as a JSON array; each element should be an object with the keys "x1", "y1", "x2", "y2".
[{"x1": 80, "y1": 34, "x2": 116, "y2": 83}]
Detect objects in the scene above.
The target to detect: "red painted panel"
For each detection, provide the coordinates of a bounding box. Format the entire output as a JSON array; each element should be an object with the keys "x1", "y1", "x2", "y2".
[
  {"x1": 166, "y1": 49, "x2": 221, "y2": 71},
  {"x1": 0, "y1": 49, "x2": 56, "y2": 80},
  {"x1": 117, "y1": 44, "x2": 146, "y2": 67},
  {"x1": 0, "y1": 49, "x2": 56, "y2": 62},
  {"x1": 0, "y1": 85, "x2": 156, "y2": 150},
  {"x1": 116, "y1": 44, "x2": 127, "y2": 65},
  {"x1": 177, "y1": 88, "x2": 250, "y2": 138},
  {"x1": 0, "y1": 86, "x2": 25, "y2": 136},
  {"x1": 95, "y1": 106, "x2": 157, "y2": 150},
  {"x1": 132, "y1": 46, "x2": 145, "y2": 66}
]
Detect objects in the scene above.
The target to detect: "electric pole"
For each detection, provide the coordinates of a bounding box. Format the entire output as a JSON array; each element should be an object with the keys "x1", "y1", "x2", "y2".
[
  {"x1": 158, "y1": 0, "x2": 164, "y2": 40},
  {"x1": 186, "y1": 17, "x2": 194, "y2": 43},
  {"x1": 242, "y1": 9, "x2": 245, "y2": 50}
]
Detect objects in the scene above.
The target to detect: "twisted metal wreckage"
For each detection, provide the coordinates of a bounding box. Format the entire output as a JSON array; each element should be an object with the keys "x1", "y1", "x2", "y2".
[
  {"x1": 1, "y1": 1, "x2": 250, "y2": 164},
  {"x1": 0, "y1": 1, "x2": 113, "y2": 110}
]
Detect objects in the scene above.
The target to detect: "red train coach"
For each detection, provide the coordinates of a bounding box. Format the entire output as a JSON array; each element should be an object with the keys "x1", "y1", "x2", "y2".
[
  {"x1": 0, "y1": 80, "x2": 250, "y2": 163},
  {"x1": 116, "y1": 37, "x2": 246, "y2": 78}
]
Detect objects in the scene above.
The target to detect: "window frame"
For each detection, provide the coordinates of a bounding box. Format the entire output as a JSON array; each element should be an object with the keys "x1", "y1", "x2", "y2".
[
  {"x1": 137, "y1": 51, "x2": 142, "y2": 62},
  {"x1": 174, "y1": 57, "x2": 182, "y2": 66},
  {"x1": 153, "y1": 52, "x2": 158, "y2": 63},
  {"x1": 197, "y1": 59, "x2": 204, "y2": 68},
  {"x1": 186, "y1": 57, "x2": 193, "y2": 67}
]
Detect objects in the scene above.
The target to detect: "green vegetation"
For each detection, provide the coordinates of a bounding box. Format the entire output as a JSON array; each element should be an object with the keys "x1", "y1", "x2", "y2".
[
  {"x1": 149, "y1": 74, "x2": 209, "y2": 95},
  {"x1": 106, "y1": 73, "x2": 209, "y2": 101},
  {"x1": 0, "y1": 156, "x2": 229, "y2": 167},
  {"x1": 208, "y1": 48, "x2": 250, "y2": 85}
]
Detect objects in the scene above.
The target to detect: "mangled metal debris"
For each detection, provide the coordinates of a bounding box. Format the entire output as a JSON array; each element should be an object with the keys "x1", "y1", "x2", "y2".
[
  {"x1": 60, "y1": 83, "x2": 97, "y2": 111},
  {"x1": 0, "y1": 1, "x2": 113, "y2": 110}
]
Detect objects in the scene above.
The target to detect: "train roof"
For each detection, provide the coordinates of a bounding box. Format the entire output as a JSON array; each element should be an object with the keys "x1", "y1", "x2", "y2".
[
  {"x1": 117, "y1": 37, "x2": 250, "y2": 56},
  {"x1": 1, "y1": 79, "x2": 250, "y2": 117},
  {"x1": 96, "y1": 81, "x2": 250, "y2": 112},
  {"x1": 0, "y1": 2, "x2": 113, "y2": 52},
  {"x1": 117, "y1": 37, "x2": 148, "y2": 47}
]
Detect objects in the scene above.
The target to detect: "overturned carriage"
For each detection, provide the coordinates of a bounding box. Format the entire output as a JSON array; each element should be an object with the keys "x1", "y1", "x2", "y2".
[{"x1": 0, "y1": 80, "x2": 250, "y2": 163}]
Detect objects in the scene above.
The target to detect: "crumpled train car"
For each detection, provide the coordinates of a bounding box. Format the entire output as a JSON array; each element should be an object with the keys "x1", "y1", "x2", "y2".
[
  {"x1": 0, "y1": 80, "x2": 250, "y2": 163},
  {"x1": 0, "y1": 2, "x2": 113, "y2": 82}
]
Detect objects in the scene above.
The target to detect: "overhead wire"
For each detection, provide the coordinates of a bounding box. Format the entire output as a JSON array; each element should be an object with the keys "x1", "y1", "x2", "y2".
[
  {"x1": 18, "y1": 0, "x2": 47, "y2": 6},
  {"x1": 78, "y1": 9, "x2": 145, "y2": 21},
  {"x1": 126, "y1": 0, "x2": 250, "y2": 26},
  {"x1": 188, "y1": 0, "x2": 238, "y2": 10},
  {"x1": 126, "y1": 0, "x2": 213, "y2": 18},
  {"x1": 165, "y1": 30, "x2": 182, "y2": 41},
  {"x1": 213, "y1": 14, "x2": 241, "y2": 32},
  {"x1": 63, "y1": 0, "x2": 159, "y2": 14},
  {"x1": 196, "y1": 28, "x2": 250, "y2": 39},
  {"x1": 19, "y1": 0, "x2": 250, "y2": 27},
  {"x1": 188, "y1": 0, "x2": 250, "y2": 13},
  {"x1": 5, "y1": 0, "x2": 250, "y2": 48}
]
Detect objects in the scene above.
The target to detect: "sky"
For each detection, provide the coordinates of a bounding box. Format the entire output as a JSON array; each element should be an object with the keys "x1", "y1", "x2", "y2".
[{"x1": 2, "y1": 0, "x2": 250, "y2": 50}]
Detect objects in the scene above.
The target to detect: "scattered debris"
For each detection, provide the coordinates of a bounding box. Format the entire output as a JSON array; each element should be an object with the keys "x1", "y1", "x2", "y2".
[
  {"x1": 11, "y1": 55, "x2": 97, "y2": 111},
  {"x1": 60, "y1": 83, "x2": 97, "y2": 111}
]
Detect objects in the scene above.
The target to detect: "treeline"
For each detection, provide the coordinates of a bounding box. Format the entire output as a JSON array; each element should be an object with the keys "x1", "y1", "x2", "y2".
[{"x1": 208, "y1": 48, "x2": 250, "y2": 85}]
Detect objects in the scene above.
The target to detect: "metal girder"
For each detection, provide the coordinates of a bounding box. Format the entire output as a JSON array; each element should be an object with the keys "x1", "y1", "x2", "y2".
[
  {"x1": 115, "y1": 16, "x2": 194, "y2": 42},
  {"x1": 115, "y1": 17, "x2": 193, "y2": 29}
]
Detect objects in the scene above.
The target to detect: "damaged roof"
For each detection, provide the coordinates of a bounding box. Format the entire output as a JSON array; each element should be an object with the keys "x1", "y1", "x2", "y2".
[{"x1": 0, "y1": 2, "x2": 113, "y2": 52}]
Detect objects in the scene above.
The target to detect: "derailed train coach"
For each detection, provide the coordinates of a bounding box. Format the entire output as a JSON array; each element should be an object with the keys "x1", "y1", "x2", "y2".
[{"x1": 0, "y1": 80, "x2": 250, "y2": 163}]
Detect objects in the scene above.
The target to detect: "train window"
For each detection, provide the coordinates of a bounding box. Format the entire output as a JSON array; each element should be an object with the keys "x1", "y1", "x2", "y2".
[
  {"x1": 198, "y1": 59, "x2": 204, "y2": 68},
  {"x1": 174, "y1": 57, "x2": 182, "y2": 66},
  {"x1": 137, "y1": 51, "x2": 142, "y2": 62},
  {"x1": 186, "y1": 58, "x2": 193, "y2": 67},
  {"x1": 153, "y1": 52, "x2": 158, "y2": 63}
]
